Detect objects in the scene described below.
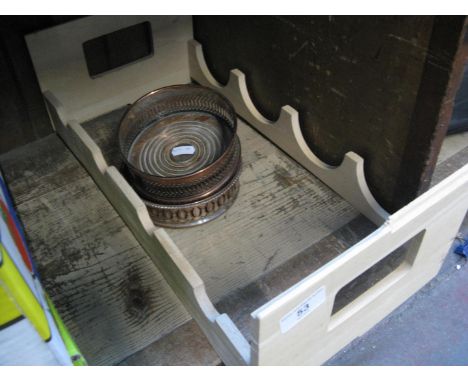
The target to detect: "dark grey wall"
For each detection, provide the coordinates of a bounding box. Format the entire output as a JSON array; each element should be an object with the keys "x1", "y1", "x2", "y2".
[
  {"x1": 194, "y1": 16, "x2": 468, "y2": 211},
  {"x1": 0, "y1": 16, "x2": 81, "y2": 155}
]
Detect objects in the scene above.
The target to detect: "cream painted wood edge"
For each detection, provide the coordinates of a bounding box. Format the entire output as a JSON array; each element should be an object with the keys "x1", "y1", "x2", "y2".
[
  {"x1": 250, "y1": 163, "x2": 468, "y2": 365},
  {"x1": 188, "y1": 40, "x2": 389, "y2": 225},
  {"x1": 44, "y1": 90, "x2": 251, "y2": 366}
]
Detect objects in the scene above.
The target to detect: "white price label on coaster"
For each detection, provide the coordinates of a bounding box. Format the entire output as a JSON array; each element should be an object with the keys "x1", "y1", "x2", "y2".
[
  {"x1": 280, "y1": 286, "x2": 326, "y2": 333},
  {"x1": 171, "y1": 145, "x2": 196, "y2": 156}
]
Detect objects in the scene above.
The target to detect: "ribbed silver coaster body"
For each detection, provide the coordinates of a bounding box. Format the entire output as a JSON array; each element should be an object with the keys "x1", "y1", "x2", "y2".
[
  {"x1": 128, "y1": 111, "x2": 226, "y2": 177},
  {"x1": 119, "y1": 85, "x2": 242, "y2": 227}
]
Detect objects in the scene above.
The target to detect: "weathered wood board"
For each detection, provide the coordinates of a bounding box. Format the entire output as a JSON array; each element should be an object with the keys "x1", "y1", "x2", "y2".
[
  {"x1": 0, "y1": 135, "x2": 191, "y2": 365},
  {"x1": 82, "y1": 107, "x2": 360, "y2": 304},
  {"x1": 193, "y1": 16, "x2": 468, "y2": 212},
  {"x1": 119, "y1": 320, "x2": 220, "y2": 366}
]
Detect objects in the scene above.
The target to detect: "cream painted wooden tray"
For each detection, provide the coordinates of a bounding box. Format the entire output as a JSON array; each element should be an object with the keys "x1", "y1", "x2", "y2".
[{"x1": 27, "y1": 16, "x2": 468, "y2": 365}]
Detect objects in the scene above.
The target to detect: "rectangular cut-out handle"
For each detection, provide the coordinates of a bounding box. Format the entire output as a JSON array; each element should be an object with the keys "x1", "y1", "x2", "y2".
[
  {"x1": 328, "y1": 229, "x2": 426, "y2": 330},
  {"x1": 83, "y1": 21, "x2": 154, "y2": 78},
  {"x1": 251, "y1": 168, "x2": 468, "y2": 365}
]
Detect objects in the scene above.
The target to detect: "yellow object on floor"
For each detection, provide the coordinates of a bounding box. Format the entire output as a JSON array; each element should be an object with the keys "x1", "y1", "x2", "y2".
[
  {"x1": 0, "y1": 244, "x2": 50, "y2": 340},
  {"x1": 0, "y1": 282, "x2": 21, "y2": 327}
]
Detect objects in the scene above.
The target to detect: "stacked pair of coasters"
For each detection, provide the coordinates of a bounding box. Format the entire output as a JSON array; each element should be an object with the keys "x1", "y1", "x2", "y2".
[{"x1": 119, "y1": 85, "x2": 242, "y2": 228}]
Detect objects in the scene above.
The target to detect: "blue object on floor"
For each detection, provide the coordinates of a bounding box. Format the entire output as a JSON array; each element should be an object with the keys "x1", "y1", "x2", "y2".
[{"x1": 454, "y1": 240, "x2": 468, "y2": 257}]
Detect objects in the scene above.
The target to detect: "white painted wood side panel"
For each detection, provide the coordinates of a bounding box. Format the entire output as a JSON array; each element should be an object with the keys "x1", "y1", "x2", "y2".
[
  {"x1": 27, "y1": 16, "x2": 192, "y2": 123},
  {"x1": 250, "y1": 164, "x2": 468, "y2": 365}
]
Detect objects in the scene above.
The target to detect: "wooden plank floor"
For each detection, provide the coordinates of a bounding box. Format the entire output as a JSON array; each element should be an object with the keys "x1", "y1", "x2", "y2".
[
  {"x1": 0, "y1": 136, "x2": 191, "y2": 365},
  {"x1": 82, "y1": 108, "x2": 361, "y2": 304}
]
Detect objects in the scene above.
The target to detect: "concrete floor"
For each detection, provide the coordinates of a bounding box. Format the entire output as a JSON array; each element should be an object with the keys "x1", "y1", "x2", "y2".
[{"x1": 326, "y1": 214, "x2": 468, "y2": 366}]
